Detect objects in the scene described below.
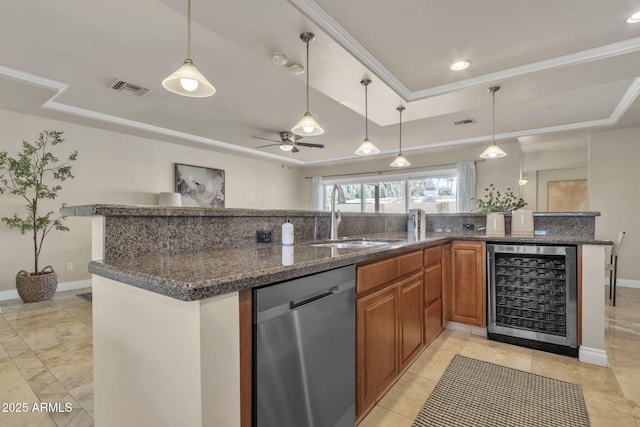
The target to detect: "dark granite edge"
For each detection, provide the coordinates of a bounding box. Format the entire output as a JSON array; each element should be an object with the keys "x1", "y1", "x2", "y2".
[
  {"x1": 61, "y1": 204, "x2": 407, "y2": 218},
  {"x1": 88, "y1": 239, "x2": 443, "y2": 301},
  {"x1": 425, "y1": 212, "x2": 601, "y2": 217},
  {"x1": 61, "y1": 204, "x2": 600, "y2": 218},
  {"x1": 88, "y1": 234, "x2": 610, "y2": 301}
]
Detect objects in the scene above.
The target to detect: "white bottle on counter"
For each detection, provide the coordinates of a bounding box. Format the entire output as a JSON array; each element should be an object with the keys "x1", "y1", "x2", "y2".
[{"x1": 282, "y1": 216, "x2": 294, "y2": 245}]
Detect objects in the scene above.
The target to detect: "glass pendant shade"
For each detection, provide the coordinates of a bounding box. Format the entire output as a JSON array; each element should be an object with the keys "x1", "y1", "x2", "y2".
[
  {"x1": 292, "y1": 112, "x2": 324, "y2": 136},
  {"x1": 355, "y1": 79, "x2": 379, "y2": 155},
  {"x1": 355, "y1": 138, "x2": 380, "y2": 155},
  {"x1": 390, "y1": 106, "x2": 410, "y2": 167},
  {"x1": 162, "y1": 0, "x2": 215, "y2": 98},
  {"x1": 162, "y1": 59, "x2": 216, "y2": 97},
  {"x1": 292, "y1": 33, "x2": 324, "y2": 136},
  {"x1": 480, "y1": 86, "x2": 506, "y2": 159},
  {"x1": 480, "y1": 141, "x2": 507, "y2": 159},
  {"x1": 519, "y1": 179, "x2": 529, "y2": 186},
  {"x1": 390, "y1": 153, "x2": 411, "y2": 167}
]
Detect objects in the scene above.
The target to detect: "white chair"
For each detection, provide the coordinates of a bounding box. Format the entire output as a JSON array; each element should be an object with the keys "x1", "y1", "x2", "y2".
[{"x1": 607, "y1": 231, "x2": 626, "y2": 306}]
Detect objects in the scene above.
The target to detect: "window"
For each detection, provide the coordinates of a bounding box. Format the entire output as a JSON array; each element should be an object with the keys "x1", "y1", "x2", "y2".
[{"x1": 324, "y1": 170, "x2": 458, "y2": 213}]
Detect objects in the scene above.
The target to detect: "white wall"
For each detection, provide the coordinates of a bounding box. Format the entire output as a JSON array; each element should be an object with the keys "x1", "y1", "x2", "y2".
[
  {"x1": 589, "y1": 127, "x2": 640, "y2": 282},
  {"x1": 0, "y1": 109, "x2": 304, "y2": 293}
]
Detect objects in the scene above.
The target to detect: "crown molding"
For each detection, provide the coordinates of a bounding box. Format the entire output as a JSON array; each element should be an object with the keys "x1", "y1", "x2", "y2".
[
  {"x1": 0, "y1": 66, "x2": 305, "y2": 165},
  {"x1": 290, "y1": 1, "x2": 640, "y2": 102}
]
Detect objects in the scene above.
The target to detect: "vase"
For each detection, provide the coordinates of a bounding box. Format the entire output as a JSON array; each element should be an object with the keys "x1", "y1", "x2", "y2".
[
  {"x1": 16, "y1": 266, "x2": 57, "y2": 303},
  {"x1": 486, "y1": 213, "x2": 505, "y2": 237}
]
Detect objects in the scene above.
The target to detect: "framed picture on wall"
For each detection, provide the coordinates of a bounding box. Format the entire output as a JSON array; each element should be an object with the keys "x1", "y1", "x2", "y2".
[
  {"x1": 175, "y1": 163, "x2": 225, "y2": 208},
  {"x1": 547, "y1": 179, "x2": 588, "y2": 212}
]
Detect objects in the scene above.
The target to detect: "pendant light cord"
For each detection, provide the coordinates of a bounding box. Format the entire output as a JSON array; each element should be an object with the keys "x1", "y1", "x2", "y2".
[
  {"x1": 492, "y1": 88, "x2": 495, "y2": 145},
  {"x1": 365, "y1": 83, "x2": 369, "y2": 139},
  {"x1": 187, "y1": 0, "x2": 192, "y2": 60},
  {"x1": 306, "y1": 40, "x2": 310, "y2": 112},
  {"x1": 398, "y1": 107, "x2": 404, "y2": 154}
]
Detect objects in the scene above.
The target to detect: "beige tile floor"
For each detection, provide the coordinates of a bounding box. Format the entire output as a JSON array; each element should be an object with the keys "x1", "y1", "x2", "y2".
[
  {"x1": 0, "y1": 286, "x2": 637, "y2": 426},
  {"x1": 360, "y1": 286, "x2": 640, "y2": 427},
  {"x1": 0, "y1": 288, "x2": 93, "y2": 427}
]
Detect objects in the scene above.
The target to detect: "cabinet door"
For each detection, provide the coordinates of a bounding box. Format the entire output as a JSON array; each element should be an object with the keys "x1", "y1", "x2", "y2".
[
  {"x1": 399, "y1": 273, "x2": 424, "y2": 370},
  {"x1": 441, "y1": 243, "x2": 452, "y2": 328},
  {"x1": 357, "y1": 285, "x2": 399, "y2": 416},
  {"x1": 425, "y1": 297, "x2": 442, "y2": 344},
  {"x1": 424, "y1": 262, "x2": 442, "y2": 305},
  {"x1": 451, "y1": 241, "x2": 486, "y2": 327}
]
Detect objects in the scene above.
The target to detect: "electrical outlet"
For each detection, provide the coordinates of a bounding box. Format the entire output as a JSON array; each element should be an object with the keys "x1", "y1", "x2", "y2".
[
  {"x1": 462, "y1": 223, "x2": 475, "y2": 231},
  {"x1": 65, "y1": 262, "x2": 73, "y2": 271},
  {"x1": 256, "y1": 230, "x2": 272, "y2": 243}
]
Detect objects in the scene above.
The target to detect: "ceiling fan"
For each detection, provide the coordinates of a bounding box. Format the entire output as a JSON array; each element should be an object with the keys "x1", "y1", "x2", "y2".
[{"x1": 253, "y1": 131, "x2": 324, "y2": 153}]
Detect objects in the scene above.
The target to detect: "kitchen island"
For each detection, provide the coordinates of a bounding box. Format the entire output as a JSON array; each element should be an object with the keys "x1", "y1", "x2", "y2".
[{"x1": 63, "y1": 205, "x2": 610, "y2": 427}]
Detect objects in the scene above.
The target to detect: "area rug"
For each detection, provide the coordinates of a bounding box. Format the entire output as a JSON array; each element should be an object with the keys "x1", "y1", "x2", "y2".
[
  {"x1": 76, "y1": 292, "x2": 92, "y2": 302},
  {"x1": 413, "y1": 355, "x2": 590, "y2": 426}
]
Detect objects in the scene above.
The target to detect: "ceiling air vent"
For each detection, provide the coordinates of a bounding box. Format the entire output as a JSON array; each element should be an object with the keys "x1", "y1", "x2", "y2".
[
  {"x1": 109, "y1": 79, "x2": 150, "y2": 97},
  {"x1": 453, "y1": 118, "x2": 475, "y2": 126}
]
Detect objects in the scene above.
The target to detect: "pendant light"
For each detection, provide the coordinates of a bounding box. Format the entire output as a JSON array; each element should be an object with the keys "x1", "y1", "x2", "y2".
[
  {"x1": 390, "y1": 106, "x2": 410, "y2": 167},
  {"x1": 162, "y1": 0, "x2": 216, "y2": 98},
  {"x1": 292, "y1": 33, "x2": 324, "y2": 136},
  {"x1": 355, "y1": 79, "x2": 380, "y2": 155},
  {"x1": 480, "y1": 86, "x2": 507, "y2": 159}
]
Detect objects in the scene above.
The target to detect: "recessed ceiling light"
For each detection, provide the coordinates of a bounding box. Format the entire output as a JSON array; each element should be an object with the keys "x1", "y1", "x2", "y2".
[
  {"x1": 450, "y1": 60, "x2": 470, "y2": 71},
  {"x1": 627, "y1": 11, "x2": 640, "y2": 23}
]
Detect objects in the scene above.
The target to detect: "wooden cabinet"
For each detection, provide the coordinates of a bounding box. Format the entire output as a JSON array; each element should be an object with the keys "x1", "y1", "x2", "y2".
[
  {"x1": 356, "y1": 251, "x2": 423, "y2": 418},
  {"x1": 441, "y1": 243, "x2": 452, "y2": 328},
  {"x1": 451, "y1": 241, "x2": 486, "y2": 327},
  {"x1": 399, "y1": 273, "x2": 424, "y2": 370},
  {"x1": 357, "y1": 284, "x2": 399, "y2": 414},
  {"x1": 424, "y1": 245, "x2": 443, "y2": 344}
]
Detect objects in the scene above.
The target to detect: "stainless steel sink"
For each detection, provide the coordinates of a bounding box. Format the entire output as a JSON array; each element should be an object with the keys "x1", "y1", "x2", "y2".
[{"x1": 310, "y1": 239, "x2": 396, "y2": 249}]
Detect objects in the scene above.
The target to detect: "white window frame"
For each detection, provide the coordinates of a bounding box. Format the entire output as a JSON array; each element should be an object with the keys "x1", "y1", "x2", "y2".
[{"x1": 323, "y1": 168, "x2": 457, "y2": 213}]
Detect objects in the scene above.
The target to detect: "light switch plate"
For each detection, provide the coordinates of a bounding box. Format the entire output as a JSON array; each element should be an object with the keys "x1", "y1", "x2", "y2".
[{"x1": 256, "y1": 230, "x2": 272, "y2": 243}]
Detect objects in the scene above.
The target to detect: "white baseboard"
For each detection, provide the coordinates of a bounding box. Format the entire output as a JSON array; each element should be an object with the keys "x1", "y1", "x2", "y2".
[
  {"x1": 579, "y1": 346, "x2": 608, "y2": 367},
  {"x1": 0, "y1": 279, "x2": 92, "y2": 302},
  {"x1": 446, "y1": 321, "x2": 487, "y2": 337},
  {"x1": 603, "y1": 277, "x2": 640, "y2": 289}
]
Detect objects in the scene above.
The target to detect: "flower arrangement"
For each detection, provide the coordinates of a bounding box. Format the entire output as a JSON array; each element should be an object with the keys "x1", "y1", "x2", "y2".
[{"x1": 473, "y1": 183, "x2": 526, "y2": 213}]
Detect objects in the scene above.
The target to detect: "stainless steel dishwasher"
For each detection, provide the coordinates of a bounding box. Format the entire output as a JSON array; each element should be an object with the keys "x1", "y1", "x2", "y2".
[{"x1": 253, "y1": 265, "x2": 355, "y2": 427}]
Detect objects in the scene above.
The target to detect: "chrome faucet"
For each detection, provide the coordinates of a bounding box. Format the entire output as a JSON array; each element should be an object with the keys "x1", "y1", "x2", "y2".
[{"x1": 330, "y1": 184, "x2": 345, "y2": 240}]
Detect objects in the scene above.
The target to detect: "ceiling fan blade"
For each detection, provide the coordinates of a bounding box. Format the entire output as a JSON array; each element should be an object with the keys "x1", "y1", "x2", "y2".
[
  {"x1": 256, "y1": 143, "x2": 281, "y2": 148},
  {"x1": 292, "y1": 146, "x2": 300, "y2": 153},
  {"x1": 252, "y1": 136, "x2": 281, "y2": 143},
  {"x1": 296, "y1": 142, "x2": 325, "y2": 149}
]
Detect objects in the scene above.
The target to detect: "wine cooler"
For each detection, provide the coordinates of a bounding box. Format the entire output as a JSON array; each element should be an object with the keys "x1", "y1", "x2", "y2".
[{"x1": 487, "y1": 244, "x2": 578, "y2": 357}]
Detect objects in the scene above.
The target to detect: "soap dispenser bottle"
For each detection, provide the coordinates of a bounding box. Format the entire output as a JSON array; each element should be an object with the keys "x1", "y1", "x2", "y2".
[{"x1": 282, "y1": 216, "x2": 294, "y2": 245}]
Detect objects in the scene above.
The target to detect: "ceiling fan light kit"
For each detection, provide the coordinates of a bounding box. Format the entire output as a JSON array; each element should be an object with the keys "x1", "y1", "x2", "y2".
[
  {"x1": 390, "y1": 106, "x2": 411, "y2": 167},
  {"x1": 292, "y1": 32, "x2": 324, "y2": 136},
  {"x1": 355, "y1": 79, "x2": 380, "y2": 155},
  {"x1": 480, "y1": 86, "x2": 507, "y2": 159},
  {"x1": 162, "y1": 0, "x2": 215, "y2": 98}
]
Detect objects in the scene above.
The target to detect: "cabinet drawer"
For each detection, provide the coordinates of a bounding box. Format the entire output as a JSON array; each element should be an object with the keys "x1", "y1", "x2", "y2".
[
  {"x1": 357, "y1": 251, "x2": 422, "y2": 294},
  {"x1": 424, "y1": 245, "x2": 442, "y2": 266},
  {"x1": 398, "y1": 251, "x2": 423, "y2": 276},
  {"x1": 357, "y1": 257, "x2": 398, "y2": 294}
]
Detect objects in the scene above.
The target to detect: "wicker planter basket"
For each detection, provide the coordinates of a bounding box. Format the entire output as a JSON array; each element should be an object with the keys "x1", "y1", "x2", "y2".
[{"x1": 16, "y1": 266, "x2": 57, "y2": 303}]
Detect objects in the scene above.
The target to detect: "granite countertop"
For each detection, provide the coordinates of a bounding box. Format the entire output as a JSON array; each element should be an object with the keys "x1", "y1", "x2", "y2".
[{"x1": 89, "y1": 232, "x2": 611, "y2": 301}]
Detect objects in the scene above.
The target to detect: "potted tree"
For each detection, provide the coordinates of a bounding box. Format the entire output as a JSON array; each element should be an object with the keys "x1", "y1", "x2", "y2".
[{"x1": 0, "y1": 130, "x2": 77, "y2": 303}]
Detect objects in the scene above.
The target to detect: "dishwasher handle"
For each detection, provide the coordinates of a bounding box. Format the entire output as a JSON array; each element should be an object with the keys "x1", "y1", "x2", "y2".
[{"x1": 290, "y1": 287, "x2": 339, "y2": 310}]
